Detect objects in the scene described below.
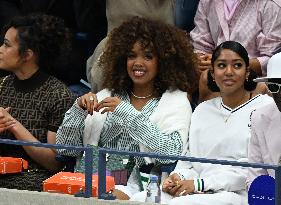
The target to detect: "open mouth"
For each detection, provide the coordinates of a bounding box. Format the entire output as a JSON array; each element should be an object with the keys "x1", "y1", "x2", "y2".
[{"x1": 132, "y1": 68, "x2": 146, "y2": 77}]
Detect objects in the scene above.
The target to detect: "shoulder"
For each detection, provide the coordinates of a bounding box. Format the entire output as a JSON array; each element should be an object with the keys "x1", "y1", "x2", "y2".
[
  {"x1": 160, "y1": 89, "x2": 191, "y2": 108},
  {"x1": 252, "y1": 94, "x2": 274, "y2": 105},
  {"x1": 45, "y1": 76, "x2": 75, "y2": 99},
  {"x1": 251, "y1": 102, "x2": 276, "y2": 125},
  {"x1": 194, "y1": 97, "x2": 219, "y2": 113}
]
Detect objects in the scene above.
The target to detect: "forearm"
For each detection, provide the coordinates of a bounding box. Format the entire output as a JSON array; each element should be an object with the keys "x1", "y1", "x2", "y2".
[
  {"x1": 114, "y1": 102, "x2": 183, "y2": 157},
  {"x1": 250, "y1": 58, "x2": 262, "y2": 76},
  {"x1": 9, "y1": 122, "x2": 61, "y2": 172},
  {"x1": 56, "y1": 102, "x2": 87, "y2": 157}
]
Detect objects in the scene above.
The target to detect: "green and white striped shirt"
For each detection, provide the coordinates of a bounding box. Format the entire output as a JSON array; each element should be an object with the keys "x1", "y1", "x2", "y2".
[{"x1": 57, "y1": 90, "x2": 183, "y2": 166}]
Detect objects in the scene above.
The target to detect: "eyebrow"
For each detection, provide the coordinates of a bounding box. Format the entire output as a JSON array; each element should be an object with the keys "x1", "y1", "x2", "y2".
[{"x1": 216, "y1": 59, "x2": 243, "y2": 62}]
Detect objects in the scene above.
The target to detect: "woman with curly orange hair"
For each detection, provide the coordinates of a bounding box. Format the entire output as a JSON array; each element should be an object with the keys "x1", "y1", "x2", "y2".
[{"x1": 56, "y1": 16, "x2": 198, "y2": 199}]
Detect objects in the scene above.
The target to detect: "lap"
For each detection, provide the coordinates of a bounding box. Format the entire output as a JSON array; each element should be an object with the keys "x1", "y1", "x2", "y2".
[{"x1": 168, "y1": 191, "x2": 247, "y2": 205}]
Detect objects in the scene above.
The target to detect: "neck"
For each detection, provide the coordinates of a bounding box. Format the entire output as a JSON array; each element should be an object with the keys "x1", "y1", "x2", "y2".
[
  {"x1": 221, "y1": 90, "x2": 249, "y2": 109},
  {"x1": 132, "y1": 85, "x2": 154, "y2": 99},
  {"x1": 14, "y1": 64, "x2": 39, "y2": 80}
]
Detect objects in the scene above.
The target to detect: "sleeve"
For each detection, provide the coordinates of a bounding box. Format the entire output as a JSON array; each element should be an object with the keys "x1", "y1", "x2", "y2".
[
  {"x1": 47, "y1": 87, "x2": 76, "y2": 132},
  {"x1": 113, "y1": 101, "x2": 184, "y2": 164},
  {"x1": 190, "y1": 0, "x2": 215, "y2": 54},
  {"x1": 256, "y1": 1, "x2": 281, "y2": 74},
  {"x1": 201, "y1": 165, "x2": 248, "y2": 192},
  {"x1": 170, "y1": 147, "x2": 199, "y2": 180},
  {"x1": 246, "y1": 111, "x2": 268, "y2": 190},
  {"x1": 56, "y1": 100, "x2": 88, "y2": 157}
]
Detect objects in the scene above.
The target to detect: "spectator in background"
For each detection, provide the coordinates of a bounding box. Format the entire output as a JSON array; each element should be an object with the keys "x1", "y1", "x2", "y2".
[
  {"x1": 161, "y1": 41, "x2": 273, "y2": 205},
  {"x1": 86, "y1": 0, "x2": 175, "y2": 92},
  {"x1": 0, "y1": 14, "x2": 75, "y2": 191},
  {"x1": 247, "y1": 52, "x2": 281, "y2": 189},
  {"x1": 175, "y1": 0, "x2": 200, "y2": 33},
  {"x1": 0, "y1": 0, "x2": 107, "y2": 92},
  {"x1": 191, "y1": 0, "x2": 281, "y2": 102},
  {"x1": 56, "y1": 16, "x2": 198, "y2": 200}
]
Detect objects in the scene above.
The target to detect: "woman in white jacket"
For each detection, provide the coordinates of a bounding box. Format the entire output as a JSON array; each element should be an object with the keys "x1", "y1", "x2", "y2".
[
  {"x1": 162, "y1": 41, "x2": 273, "y2": 205},
  {"x1": 56, "y1": 16, "x2": 198, "y2": 200}
]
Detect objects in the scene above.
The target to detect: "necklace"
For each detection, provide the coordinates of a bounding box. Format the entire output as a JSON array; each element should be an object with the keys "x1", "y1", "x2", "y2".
[
  {"x1": 220, "y1": 91, "x2": 250, "y2": 123},
  {"x1": 131, "y1": 91, "x2": 153, "y2": 99},
  {"x1": 0, "y1": 76, "x2": 8, "y2": 93}
]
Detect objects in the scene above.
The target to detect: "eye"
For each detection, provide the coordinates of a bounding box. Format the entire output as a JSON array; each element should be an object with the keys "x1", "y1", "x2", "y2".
[
  {"x1": 2, "y1": 39, "x2": 11, "y2": 48},
  {"x1": 127, "y1": 52, "x2": 136, "y2": 59},
  {"x1": 234, "y1": 63, "x2": 243, "y2": 69},
  {"x1": 144, "y1": 52, "x2": 153, "y2": 60},
  {"x1": 217, "y1": 63, "x2": 225, "y2": 69}
]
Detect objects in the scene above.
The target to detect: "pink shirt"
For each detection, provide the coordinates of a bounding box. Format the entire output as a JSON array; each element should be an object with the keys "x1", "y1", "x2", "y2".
[{"x1": 191, "y1": 0, "x2": 281, "y2": 75}]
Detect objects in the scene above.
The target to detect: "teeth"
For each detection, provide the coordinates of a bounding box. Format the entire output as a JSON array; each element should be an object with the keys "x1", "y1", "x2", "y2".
[{"x1": 134, "y1": 70, "x2": 145, "y2": 76}]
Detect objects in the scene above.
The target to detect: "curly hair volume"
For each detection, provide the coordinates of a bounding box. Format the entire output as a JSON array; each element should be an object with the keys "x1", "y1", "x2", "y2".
[
  {"x1": 100, "y1": 16, "x2": 199, "y2": 95},
  {"x1": 2, "y1": 13, "x2": 71, "y2": 74}
]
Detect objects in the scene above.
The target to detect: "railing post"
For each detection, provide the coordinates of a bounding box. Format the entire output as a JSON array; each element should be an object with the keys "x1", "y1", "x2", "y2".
[
  {"x1": 275, "y1": 165, "x2": 281, "y2": 205},
  {"x1": 98, "y1": 149, "x2": 107, "y2": 199},
  {"x1": 84, "y1": 145, "x2": 93, "y2": 198}
]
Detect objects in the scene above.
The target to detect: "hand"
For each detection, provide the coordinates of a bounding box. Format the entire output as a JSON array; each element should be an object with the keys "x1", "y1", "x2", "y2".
[
  {"x1": 197, "y1": 53, "x2": 212, "y2": 72},
  {"x1": 0, "y1": 107, "x2": 16, "y2": 132},
  {"x1": 77, "y1": 92, "x2": 98, "y2": 115},
  {"x1": 162, "y1": 173, "x2": 181, "y2": 193},
  {"x1": 171, "y1": 179, "x2": 195, "y2": 197},
  {"x1": 96, "y1": 97, "x2": 122, "y2": 114}
]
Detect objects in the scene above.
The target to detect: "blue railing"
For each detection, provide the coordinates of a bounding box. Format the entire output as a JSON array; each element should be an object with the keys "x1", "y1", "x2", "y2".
[
  {"x1": 0, "y1": 138, "x2": 93, "y2": 198},
  {"x1": 0, "y1": 138, "x2": 280, "y2": 204}
]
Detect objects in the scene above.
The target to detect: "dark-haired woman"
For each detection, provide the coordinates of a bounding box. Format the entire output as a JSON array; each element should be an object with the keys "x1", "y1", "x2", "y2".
[
  {"x1": 56, "y1": 16, "x2": 198, "y2": 200},
  {"x1": 0, "y1": 14, "x2": 75, "y2": 191},
  {"x1": 162, "y1": 41, "x2": 273, "y2": 205}
]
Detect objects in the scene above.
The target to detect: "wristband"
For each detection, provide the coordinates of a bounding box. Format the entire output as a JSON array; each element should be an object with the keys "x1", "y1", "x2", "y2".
[{"x1": 193, "y1": 178, "x2": 204, "y2": 193}]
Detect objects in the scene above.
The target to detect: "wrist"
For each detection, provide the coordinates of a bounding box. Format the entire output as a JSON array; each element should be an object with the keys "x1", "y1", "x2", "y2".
[{"x1": 193, "y1": 178, "x2": 204, "y2": 193}]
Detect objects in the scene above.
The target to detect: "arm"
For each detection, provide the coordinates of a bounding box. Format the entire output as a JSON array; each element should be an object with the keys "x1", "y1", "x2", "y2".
[
  {"x1": 190, "y1": 0, "x2": 215, "y2": 54},
  {"x1": 249, "y1": 58, "x2": 262, "y2": 76},
  {"x1": 56, "y1": 100, "x2": 88, "y2": 157},
  {"x1": 256, "y1": 1, "x2": 281, "y2": 75},
  {"x1": 247, "y1": 113, "x2": 268, "y2": 189},
  {"x1": 10, "y1": 124, "x2": 61, "y2": 172},
  {"x1": 0, "y1": 107, "x2": 60, "y2": 172},
  {"x1": 113, "y1": 102, "x2": 184, "y2": 161}
]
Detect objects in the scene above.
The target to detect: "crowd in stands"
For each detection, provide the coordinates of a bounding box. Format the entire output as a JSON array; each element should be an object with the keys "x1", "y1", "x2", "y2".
[{"x1": 0, "y1": 1, "x2": 281, "y2": 205}]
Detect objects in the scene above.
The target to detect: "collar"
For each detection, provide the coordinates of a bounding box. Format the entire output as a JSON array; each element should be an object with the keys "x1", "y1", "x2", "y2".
[{"x1": 13, "y1": 69, "x2": 50, "y2": 93}]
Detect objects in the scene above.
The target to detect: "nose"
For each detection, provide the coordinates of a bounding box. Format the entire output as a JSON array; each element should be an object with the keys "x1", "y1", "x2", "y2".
[
  {"x1": 225, "y1": 65, "x2": 234, "y2": 76},
  {"x1": 133, "y1": 56, "x2": 144, "y2": 67}
]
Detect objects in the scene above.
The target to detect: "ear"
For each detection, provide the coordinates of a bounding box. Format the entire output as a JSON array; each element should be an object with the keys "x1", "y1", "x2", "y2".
[{"x1": 22, "y1": 49, "x2": 35, "y2": 62}]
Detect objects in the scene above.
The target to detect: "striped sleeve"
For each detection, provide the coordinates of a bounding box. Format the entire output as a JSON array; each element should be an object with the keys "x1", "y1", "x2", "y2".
[
  {"x1": 56, "y1": 100, "x2": 88, "y2": 157},
  {"x1": 113, "y1": 101, "x2": 183, "y2": 160}
]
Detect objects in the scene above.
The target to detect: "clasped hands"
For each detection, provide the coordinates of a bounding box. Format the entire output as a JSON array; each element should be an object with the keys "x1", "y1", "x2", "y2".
[
  {"x1": 0, "y1": 107, "x2": 17, "y2": 132},
  {"x1": 78, "y1": 92, "x2": 122, "y2": 115},
  {"x1": 162, "y1": 173, "x2": 195, "y2": 197}
]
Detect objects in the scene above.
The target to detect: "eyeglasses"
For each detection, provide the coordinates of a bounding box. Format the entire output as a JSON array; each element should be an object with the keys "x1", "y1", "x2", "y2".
[{"x1": 265, "y1": 82, "x2": 281, "y2": 93}]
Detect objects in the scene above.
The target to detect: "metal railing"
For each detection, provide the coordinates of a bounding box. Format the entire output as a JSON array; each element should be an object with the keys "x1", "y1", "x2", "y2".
[{"x1": 0, "y1": 138, "x2": 280, "y2": 204}]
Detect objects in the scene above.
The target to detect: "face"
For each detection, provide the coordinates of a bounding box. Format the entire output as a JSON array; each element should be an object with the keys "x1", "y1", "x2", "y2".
[
  {"x1": 212, "y1": 49, "x2": 249, "y2": 95},
  {"x1": 127, "y1": 41, "x2": 158, "y2": 90},
  {"x1": 0, "y1": 27, "x2": 22, "y2": 71},
  {"x1": 267, "y1": 80, "x2": 281, "y2": 112}
]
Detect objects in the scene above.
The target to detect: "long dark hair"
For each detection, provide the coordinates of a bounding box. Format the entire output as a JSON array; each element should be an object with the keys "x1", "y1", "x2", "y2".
[{"x1": 207, "y1": 41, "x2": 257, "y2": 92}]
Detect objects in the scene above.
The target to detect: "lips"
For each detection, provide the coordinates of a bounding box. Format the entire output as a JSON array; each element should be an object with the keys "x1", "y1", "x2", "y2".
[
  {"x1": 223, "y1": 79, "x2": 235, "y2": 86},
  {"x1": 132, "y1": 68, "x2": 146, "y2": 77}
]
